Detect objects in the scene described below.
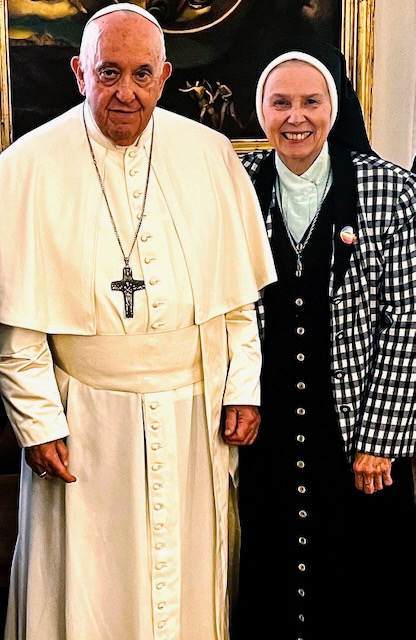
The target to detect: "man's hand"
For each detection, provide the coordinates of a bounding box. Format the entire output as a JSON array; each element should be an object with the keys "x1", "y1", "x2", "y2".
[
  {"x1": 222, "y1": 405, "x2": 260, "y2": 446},
  {"x1": 25, "y1": 439, "x2": 77, "y2": 483},
  {"x1": 353, "y1": 452, "x2": 393, "y2": 494}
]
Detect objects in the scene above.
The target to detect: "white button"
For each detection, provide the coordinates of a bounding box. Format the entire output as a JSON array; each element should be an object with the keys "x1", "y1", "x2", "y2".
[
  {"x1": 156, "y1": 562, "x2": 167, "y2": 570},
  {"x1": 150, "y1": 403, "x2": 159, "y2": 410},
  {"x1": 129, "y1": 168, "x2": 138, "y2": 176},
  {"x1": 296, "y1": 327, "x2": 305, "y2": 335},
  {"x1": 157, "y1": 602, "x2": 166, "y2": 610},
  {"x1": 152, "y1": 301, "x2": 163, "y2": 308},
  {"x1": 298, "y1": 563, "x2": 306, "y2": 572},
  {"x1": 299, "y1": 537, "x2": 307, "y2": 545},
  {"x1": 149, "y1": 279, "x2": 159, "y2": 286},
  {"x1": 154, "y1": 503, "x2": 163, "y2": 511},
  {"x1": 155, "y1": 542, "x2": 165, "y2": 550},
  {"x1": 297, "y1": 485, "x2": 306, "y2": 493},
  {"x1": 153, "y1": 483, "x2": 163, "y2": 490},
  {"x1": 141, "y1": 234, "x2": 150, "y2": 242},
  {"x1": 156, "y1": 582, "x2": 166, "y2": 590},
  {"x1": 295, "y1": 298, "x2": 304, "y2": 306},
  {"x1": 151, "y1": 463, "x2": 162, "y2": 471},
  {"x1": 151, "y1": 322, "x2": 166, "y2": 329},
  {"x1": 128, "y1": 150, "x2": 137, "y2": 158},
  {"x1": 151, "y1": 443, "x2": 162, "y2": 451},
  {"x1": 297, "y1": 381, "x2": 306, "y2": 390},
  {"x1": 154, "y1": 524, "x2": 165, "y2": 532},
  {"x1": 297, "y1": 461, "x2": 305, "y2": 469},
  {"x1": 133, "y1": 190, "x2": 142, "y2": 198},
  {"x1": 157, "y1": 621, "x2": 167, "y2": 629},
  {"x1": 297, "y1": 353, "x2": 305, "y2": 362},
  {"x1": 296, "y1": 434, "x2": 305, "y2": 442},
  {"x1": 144, "y1": 257, "x2": 153, "y2": 264},
  {"x1": 299, "y1": 614, "x2": 305, "y2": 622},
  {"x1": 151, "y1": 424, "x2": 160, "y2": 431},
  {"x1": 296, "y1": 407, "x2": 306, "y2": 416},
  {"x1": 299, "y1": 510, "x2": 308, "y2": 518},
  {"x1": 298, "y1": 588, "x2": 305, "y2": 596}
]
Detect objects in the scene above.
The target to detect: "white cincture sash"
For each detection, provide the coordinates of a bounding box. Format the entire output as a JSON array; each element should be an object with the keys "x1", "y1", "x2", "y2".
[{"x1": 49, "y1": 325, "x2": 203, "y2": 393}]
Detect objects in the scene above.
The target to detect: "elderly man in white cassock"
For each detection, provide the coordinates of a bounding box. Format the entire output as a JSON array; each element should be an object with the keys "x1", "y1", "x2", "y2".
[{"x1": 0, "y1": 4, "x2": 276, "y2": 639}]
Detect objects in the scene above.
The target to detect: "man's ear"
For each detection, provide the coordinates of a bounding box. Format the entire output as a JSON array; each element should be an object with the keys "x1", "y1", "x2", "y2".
[
  {"x1": 70, "y1": 56, "x2": 86, "y2": 96},
  {"x1": 157, "y1": 61, "x2": 173, "y2": 100}
]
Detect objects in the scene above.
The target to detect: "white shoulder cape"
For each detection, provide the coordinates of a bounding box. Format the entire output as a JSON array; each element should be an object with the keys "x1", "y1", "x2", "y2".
[{"x1": 0, "y1": 104, "x2": 276, "y2": 333}]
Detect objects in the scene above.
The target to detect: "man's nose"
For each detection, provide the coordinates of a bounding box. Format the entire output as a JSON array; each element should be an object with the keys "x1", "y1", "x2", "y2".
[{"x1": 115, "y1": 78, "x2": 137, "y2": 102}]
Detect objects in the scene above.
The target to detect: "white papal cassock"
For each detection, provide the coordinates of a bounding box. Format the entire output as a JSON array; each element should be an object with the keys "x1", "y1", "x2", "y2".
[{"x1": 0, "y1": 104, "x2": 276, "y2": 639}]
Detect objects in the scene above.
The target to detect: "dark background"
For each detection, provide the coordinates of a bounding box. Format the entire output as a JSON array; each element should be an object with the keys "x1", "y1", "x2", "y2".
[{"x1": 8, "y1": 0, "x2": 341, "y2": 141}]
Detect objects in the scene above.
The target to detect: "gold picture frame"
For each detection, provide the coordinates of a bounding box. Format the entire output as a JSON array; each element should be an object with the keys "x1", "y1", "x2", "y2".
[
  {"x1": 0, "y1": 0, "x2": 11, "y2": 151},
  {"x1": 0, "y1": 0, "x2": 375, "y2": 153}
]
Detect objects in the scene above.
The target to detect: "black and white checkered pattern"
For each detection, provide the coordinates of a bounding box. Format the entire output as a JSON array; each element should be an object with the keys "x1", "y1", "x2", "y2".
[{"x1": 242, "y1": 150, "x2": 416, "y2": 462}]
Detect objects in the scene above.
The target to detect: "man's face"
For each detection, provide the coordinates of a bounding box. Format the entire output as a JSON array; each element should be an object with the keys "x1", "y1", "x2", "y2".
[
  {"x1": 262, "y1": 60, "x2": 332, "y2": 174},
  {"x1": 71, "y1": 13, "x2": 172, "y2": 146}
]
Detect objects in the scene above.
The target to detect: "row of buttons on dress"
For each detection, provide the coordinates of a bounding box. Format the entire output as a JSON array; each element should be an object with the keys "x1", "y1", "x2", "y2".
[
  {"x1": 147, "y1": 399, "x2": 171, "y2": 634},
  {"x1": 294, "y1": 296, "x2": 308, "y2": 637},
  {"x1": 138, "y1": 232, "x2": 166, "y2": 330}
]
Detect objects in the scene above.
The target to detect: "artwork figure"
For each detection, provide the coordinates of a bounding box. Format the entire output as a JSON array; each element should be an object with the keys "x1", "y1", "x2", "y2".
[
  {"x1": 214, "y1": 80, "x2": 244, "y2": 131},
  {"x1": 179, "y1": 79, "x2": 219, "y2": 128}
]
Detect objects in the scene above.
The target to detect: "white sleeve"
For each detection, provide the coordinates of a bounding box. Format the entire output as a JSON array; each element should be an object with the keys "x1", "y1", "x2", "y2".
[
  {"x1": 0, "y1": 324, "x2": 69, "y2": 447},
  {"x1": 222, "y1": 303, "x2": 262, "y2": 406}
]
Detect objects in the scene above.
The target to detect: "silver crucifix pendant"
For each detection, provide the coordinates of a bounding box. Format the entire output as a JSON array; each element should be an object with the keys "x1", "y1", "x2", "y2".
[{"x1": 111, "y1": 265, "x2": 145, "y2": 318}]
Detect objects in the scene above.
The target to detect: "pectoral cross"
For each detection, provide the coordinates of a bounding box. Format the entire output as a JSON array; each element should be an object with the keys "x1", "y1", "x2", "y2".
[{"x1": 111, "y1": 264, "x2": 145, "y2": 318}]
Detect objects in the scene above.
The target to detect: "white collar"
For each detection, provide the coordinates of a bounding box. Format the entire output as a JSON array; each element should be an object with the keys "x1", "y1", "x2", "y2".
[{"x1": 274, "y1": 142, "x2": 331, "y2": 191}]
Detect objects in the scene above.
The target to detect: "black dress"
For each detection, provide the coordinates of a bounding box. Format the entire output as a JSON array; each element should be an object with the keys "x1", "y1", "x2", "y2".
[{"x1": 232, "y1": 156, "x2": 416, "y2": 640}]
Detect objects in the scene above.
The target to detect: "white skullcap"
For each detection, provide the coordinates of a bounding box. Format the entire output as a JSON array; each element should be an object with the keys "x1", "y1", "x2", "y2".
[
  {"x1": 85, "y1": 2, "x2": 163, "y2": 34},
  {"x1": 255, "y1": 51, "x2": 338, "y2": 134}
]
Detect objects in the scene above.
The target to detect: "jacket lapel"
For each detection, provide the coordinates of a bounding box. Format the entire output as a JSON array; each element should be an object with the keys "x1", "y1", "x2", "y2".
[{"x1": 329, "y1": 141, "x2": 359, "y2": 293}]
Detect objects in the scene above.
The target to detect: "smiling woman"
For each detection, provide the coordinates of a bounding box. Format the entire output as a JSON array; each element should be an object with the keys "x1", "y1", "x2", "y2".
[{"x1": 259, "y1": 59, "x2": 334, "y2": 174}]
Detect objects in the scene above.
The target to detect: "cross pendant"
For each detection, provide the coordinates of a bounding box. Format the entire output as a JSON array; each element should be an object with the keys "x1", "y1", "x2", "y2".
[{"x1": 111, "y1": 265, "x2": 145, "y2": 318}]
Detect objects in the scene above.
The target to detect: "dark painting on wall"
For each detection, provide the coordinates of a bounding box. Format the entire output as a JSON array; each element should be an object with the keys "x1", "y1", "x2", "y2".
[{"x1": 6, "y1": 0, "x2": 341, "y2": 146}]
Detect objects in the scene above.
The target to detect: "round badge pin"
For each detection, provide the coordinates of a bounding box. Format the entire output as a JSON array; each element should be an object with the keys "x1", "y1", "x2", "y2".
[{"x1": 340, "y1": 226, "x2": 357, "y2": 245}]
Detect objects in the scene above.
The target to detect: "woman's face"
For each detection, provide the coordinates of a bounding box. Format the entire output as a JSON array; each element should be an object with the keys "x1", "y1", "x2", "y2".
[{"x1": 262, "y1": 60, "x2": 332, "y2": 174}]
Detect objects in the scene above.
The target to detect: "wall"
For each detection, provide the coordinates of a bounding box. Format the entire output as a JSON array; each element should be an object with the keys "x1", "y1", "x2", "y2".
[{"x1": 372, "y1": 0, "x2": 416, "y2": 170}]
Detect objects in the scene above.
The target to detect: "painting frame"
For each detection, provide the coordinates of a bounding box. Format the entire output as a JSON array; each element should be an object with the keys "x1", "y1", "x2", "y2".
[{"x1": 0, "y1": 0, "x2": 375, "y2": 153}]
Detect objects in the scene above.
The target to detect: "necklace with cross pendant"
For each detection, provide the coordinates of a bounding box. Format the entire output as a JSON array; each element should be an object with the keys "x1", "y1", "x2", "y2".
[
  {"x1": 111, "y1": 262, "x2": 145, "y2": 318},
  {"x1": 83, "y1": 105, "x2": 154, "y2": 318}
]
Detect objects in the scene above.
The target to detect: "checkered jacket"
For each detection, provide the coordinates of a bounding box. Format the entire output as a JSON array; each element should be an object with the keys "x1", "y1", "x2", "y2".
[{"x1": 242, "y1": 149, "x2": 416, "y2": 462}]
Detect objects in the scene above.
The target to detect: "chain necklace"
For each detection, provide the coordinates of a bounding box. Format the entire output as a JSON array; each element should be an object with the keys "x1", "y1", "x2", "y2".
[
  {"x1": 83, "y1": 105, "x2": 154, "y2": 318},
  {"x1": 277, "y1": 170, "x2": 331, "y2": 277}
]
